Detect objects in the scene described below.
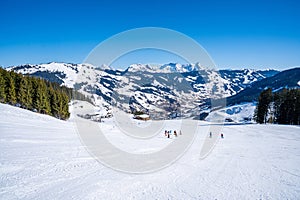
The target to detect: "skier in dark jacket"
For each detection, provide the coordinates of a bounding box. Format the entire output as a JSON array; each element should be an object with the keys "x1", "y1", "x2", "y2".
[{"x1": 221, "y1": 133, "x2": 224, "y2": 138}]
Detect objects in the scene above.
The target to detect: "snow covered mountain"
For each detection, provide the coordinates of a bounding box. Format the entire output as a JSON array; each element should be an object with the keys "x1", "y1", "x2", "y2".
[
  {"x1": 226, "y1": 67, "x2": 300, "y2": 106},
  {"x1": 6, "y1": 62, "x2": 99, "y2": 88},
  {"x1": 7, "y1": 62, "x2": 279, "y2": 119},
  {"x1": 126, "y1": 62, "x2": 204, "y2": 73}
]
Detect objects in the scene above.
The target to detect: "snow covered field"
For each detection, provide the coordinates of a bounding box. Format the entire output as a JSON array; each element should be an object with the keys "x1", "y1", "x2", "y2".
[{"x1": 1, "y1": 103, "x2": 300, "y2": 199}]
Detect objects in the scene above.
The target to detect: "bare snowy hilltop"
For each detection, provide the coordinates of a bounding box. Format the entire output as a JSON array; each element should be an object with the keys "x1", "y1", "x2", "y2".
[{"x1": 1, "y1": 102, "x2": 300, "y2": 199}]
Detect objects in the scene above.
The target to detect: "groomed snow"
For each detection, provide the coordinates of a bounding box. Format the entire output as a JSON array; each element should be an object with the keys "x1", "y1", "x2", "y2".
[{"x1": 1, "y1": 103, "x2": 300, "y2": 199}]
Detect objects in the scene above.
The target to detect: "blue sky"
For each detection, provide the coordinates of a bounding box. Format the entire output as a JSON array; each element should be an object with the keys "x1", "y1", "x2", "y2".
[{"x1": 0, "y1": 0, "x2": 299, "y2": 69}]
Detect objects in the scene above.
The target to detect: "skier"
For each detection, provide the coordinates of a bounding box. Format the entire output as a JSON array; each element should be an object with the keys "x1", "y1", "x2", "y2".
[
  {"x1": 167, "y1": 132, "x2": 170, "y2": 138},
  {"x1": 165, "y1": 130, "x2": 167, "y2": 136},
  {"x1": 174, "y1": 130, "x2": 177, "y2": 137},
  {"x1": 209, "y1": 132, "x2": 212, "y2": 138},
  {"x1": 221, "y1": 133, "x2": 224, "y2": 138}
]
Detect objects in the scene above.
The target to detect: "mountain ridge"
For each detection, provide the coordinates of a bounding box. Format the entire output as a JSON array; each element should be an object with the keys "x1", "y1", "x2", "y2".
[{"x1": 6, "y1": 62, "x2": 291, "y2": 119}]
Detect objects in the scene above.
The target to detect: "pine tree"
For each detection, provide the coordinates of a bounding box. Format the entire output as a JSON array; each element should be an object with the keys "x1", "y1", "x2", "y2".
[
  {"x1": 48, "y1": 84, "x2": 59, "y2": 117},
  {"x1": 5, "y1": 72, "x2": 17, "y2": 105},
  {"x1": 273, "y1": 90, "x2": 284, "y2": 123},
  {"x1": 39, "y1": 79, "x2": 51, "y2": 114},
  {"x1": 255, "y1": 88, "x2": 273, "y2": 124},
  {"x1": 278, "y1": 90, "x2": 293, "y2": 124},
  {"x1": 286, "y1": 89, "x2": 300, "y2": 125},
  {"x1": 31, "y1": 77, "x2": 41, "y2": 112},
  {"x1": 14, "y1": 73, "x2": 22, "y2": 104},
  {"x1": 56, "y1": 92, "x2": 63, "y2": 119},
  {"x1": 17, "y1": 74, "x2": 28, "y2": 108},
  {"x1": 294, "y1": 89, "x2": 300, "y2": 125},
  {"x1": 266, "y1": 88, "x2": 300, "y2": 125},
  {"x1": 0, "y1": 69, "x2": 72, "y2": 120},
  {"x1": 24, "y1": 76, "x2": 33, "y2": 109},
  {"x1": 0, "y1": 68, "x2": 6, "y2": 102},
  {"x1": 61, "y1": 92, "x2": 70, "y2": 119}
]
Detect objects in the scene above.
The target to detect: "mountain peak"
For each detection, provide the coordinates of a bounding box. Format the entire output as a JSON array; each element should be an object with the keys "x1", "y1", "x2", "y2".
[
  {"x1": 125, "y1": 62, "x2": 205, "y2": 73},
  {"x1": 127, "y1": 63, "x2": 155, "y2": 72},
  {"x1": 159, "y1": 62, "x2": 204, "y2": 73}
]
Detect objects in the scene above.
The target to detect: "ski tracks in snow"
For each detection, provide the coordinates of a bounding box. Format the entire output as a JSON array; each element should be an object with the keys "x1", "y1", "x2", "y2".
[{"x1": 1, "y1": 104, "x2": 300, "y2": 199}]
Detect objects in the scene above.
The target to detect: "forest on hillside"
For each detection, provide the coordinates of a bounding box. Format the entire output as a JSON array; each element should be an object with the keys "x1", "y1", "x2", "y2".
[
  {"x1": 0, "y1": 68, "x2": 90, "y2": 120},
  {"x1": 254, "y1": 88, "x2": 300, "y2": 125}
]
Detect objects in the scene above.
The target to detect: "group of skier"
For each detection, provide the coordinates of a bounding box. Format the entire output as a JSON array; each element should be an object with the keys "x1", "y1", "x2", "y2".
[
  {"x1": 209, "y1": 131, "x2": 224, "y2": 138},
  {"x1": 164, "y1": 130, "x2": 181, "y2": 138},
  {"x1": 164, "y1": 130, "x2": 224, "y2": 139}
]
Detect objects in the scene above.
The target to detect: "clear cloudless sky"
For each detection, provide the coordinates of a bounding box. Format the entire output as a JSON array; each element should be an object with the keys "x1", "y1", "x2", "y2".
[{"x1": 0, "y1": 0, "x2": 299, "y2": 69}]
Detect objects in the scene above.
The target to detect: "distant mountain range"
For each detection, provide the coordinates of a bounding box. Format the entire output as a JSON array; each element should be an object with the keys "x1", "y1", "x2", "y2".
[{"x1": 6, "y1": 62, "x2": 299, "y2": 119}]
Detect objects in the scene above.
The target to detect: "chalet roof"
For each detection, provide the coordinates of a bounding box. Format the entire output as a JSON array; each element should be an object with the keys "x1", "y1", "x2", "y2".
[{"x1": 136, "y1": 114, "x2": 150, "y2": 119}]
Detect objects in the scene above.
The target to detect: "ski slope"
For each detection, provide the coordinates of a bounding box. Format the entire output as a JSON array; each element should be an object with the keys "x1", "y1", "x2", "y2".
[
  {"x1": 1, "y1": 103, "x2": 300, "y2": 199},
  {"x1": 205, "y1": 103, "x2": 256, "y2": 123}
]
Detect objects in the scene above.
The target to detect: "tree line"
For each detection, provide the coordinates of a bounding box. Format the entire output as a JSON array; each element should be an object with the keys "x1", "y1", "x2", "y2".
[
  {"x1": 254, "y1": 88, "x2": 300, "y2": 125},
  {"x1": 0, "y1": 68, "x2": 91, "y2": 120}
]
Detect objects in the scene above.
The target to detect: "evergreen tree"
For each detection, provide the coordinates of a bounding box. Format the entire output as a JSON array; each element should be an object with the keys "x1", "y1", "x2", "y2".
[
  {"x1": 5, "y1": 72, "x2": 17, "y2": 105},
  {"x1": 61, "y1": 93, "x2": 70, "y2": 119},
  {"x1": 255, "y1": 88, "x2": 273, "y2": 124},
  {"x1": 293, "y1": 89, "x2": 300, "y2": 125},
  {"x1": 14, "y1": 73, "x2": 22, "y2": 104},
  {"x1": 256, "y1": 88, "x2": 300, "y2": 125},
  {"x1": 24, "y1": 76, "x2": 33, "y2": 109},
  {"x1": 17, "y1": 74, "x2": 29, "y2": 108},
  {"x1": 39, "y1": 79, "x2": 51, "y2": 114},
  {"x1": 280, "y1": 89, "x2": 300, "y2": 125},
  {"x1": 273, "y1": 89, "x2": 287, "y2": 123},
  {"x1": 0, "y1": 68, "x2": 6, "y2": 102},
  {"x1": 0, "y1": 68, "x2": 86, "y2": 120},
  {"x1": 48, "y1": 84, "x2": 59, "y2": 117},
  {"x1": 31, "y1": 77, "x2": 42, "y2": 111}
]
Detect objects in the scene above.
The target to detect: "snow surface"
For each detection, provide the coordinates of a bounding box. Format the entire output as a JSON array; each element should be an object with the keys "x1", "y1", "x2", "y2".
[
  {"x1": 206, "y1": 103, "x2": 256, "y2": 123},
  {"x1": 1, "y1": 103, "x2": 300, "y2": 199}
]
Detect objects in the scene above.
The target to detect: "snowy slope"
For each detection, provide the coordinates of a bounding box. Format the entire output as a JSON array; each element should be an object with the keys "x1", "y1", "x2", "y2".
[
  {"x1": 7, "y1": 62, "x2": 80, "y2": 88},
  {"x1": 205, "y1": 102, "x2": 256, "y2": 123},
  {"x1": 1, "y1": 103, "x2": 300, "y2": 199},
  {"x1": 7, "y1": 62, "x2": 99, "y2": 88}
]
